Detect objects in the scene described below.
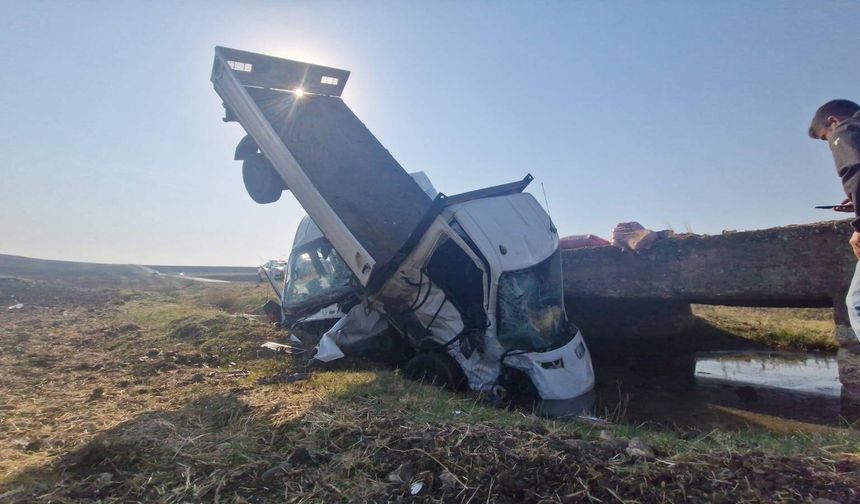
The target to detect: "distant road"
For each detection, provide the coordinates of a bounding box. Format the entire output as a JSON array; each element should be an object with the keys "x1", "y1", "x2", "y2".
[
  {"x1": 141, "y1": 266, "x2": 231, "y2": 283},
  {"x1": 0, "y1": 254, "x2": 259, "y2": 283},
  {"x1": 145, "y1": 265, "x2": 258, "y2": 283}
]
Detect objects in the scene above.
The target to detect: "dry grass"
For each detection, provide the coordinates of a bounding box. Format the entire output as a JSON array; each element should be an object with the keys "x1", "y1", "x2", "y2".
[
  {"x1": 0, "y1": 279, "x2": 858, "y2": 502},
  {"x1": 193, "y1": 282, "x2": 274, "y2": 314}
]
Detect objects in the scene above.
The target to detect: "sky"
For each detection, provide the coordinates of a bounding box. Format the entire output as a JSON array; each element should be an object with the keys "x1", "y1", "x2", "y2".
[{"x1": 2, "y1": 1, "x2": 859, "y2": 266}]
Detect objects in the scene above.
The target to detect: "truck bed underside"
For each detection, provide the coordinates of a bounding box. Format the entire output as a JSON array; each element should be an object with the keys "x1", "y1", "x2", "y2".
[{"x1": 246, "y1": 87, "x2": 432, "y2": 272}]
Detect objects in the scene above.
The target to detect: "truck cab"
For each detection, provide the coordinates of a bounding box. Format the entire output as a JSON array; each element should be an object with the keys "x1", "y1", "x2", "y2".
[{"x1": 373, "y1": 189, "x2": 594, "y2": 401}]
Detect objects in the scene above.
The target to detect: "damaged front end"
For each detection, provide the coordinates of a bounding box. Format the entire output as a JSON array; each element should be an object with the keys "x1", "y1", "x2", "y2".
[{"x1": 495, "y1": 251, "x2": 594, "y2": 401}]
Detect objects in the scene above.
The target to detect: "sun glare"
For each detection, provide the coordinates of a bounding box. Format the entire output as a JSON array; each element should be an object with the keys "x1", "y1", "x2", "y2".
[{"x1": 294, "y1": 87, "x2": 305, "y2": 98}]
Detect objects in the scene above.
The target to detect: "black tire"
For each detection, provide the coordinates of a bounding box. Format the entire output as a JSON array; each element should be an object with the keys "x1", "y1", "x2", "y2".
[
  {"x1": 403, "y1": 351, "x2": 466, "y2": 390},
  {"x1": 262, "y1": 300, "x2": 283, "y2": 325},
  {"x1": 242, "y1": 154, "x2": 286, "y2": 204},
  {"x1": 495, "y1": 367, "x2": 539, "y2": 404}
]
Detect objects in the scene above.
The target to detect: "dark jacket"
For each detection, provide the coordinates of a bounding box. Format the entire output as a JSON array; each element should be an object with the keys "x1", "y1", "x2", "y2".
[{"x1": 831, "y1": 111, "x2": 860, "y2": 231}]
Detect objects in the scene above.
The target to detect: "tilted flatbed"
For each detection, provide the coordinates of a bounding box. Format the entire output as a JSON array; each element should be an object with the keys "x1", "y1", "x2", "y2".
[{"x1": 212, "y1": 47, "x2": 432, "y2": 288}]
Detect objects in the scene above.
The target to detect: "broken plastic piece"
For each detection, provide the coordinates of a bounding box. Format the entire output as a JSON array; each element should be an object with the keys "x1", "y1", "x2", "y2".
[
  {"x1": 260, "y1": 341, "x2": 305, "y2": 354},
  {"x1": 312, "y1": 333, "x2": 345, "y2": 362},
  {"x1": 410, "y1": 481, "x2": 424, "y2": 495}
]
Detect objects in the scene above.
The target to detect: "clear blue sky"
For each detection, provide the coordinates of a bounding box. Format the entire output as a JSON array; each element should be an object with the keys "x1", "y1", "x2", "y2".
[{"x1": 2, "y1": 1, "x2": 859, "y2": 266}]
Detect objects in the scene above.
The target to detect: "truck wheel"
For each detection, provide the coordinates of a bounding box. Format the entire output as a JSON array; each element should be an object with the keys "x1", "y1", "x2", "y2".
[
  {"x1": 495, "y1": 367, "x2": 539, "y2": 404},
  {"x1": 403, "y1": 351, "x2": 466, "y2": 390},
  {"x1": 242, "y1": 153, "x2": 286, "y2": 204},
  {"x1": 262, "y1": 300, "x2": 283, "y2": 325}
]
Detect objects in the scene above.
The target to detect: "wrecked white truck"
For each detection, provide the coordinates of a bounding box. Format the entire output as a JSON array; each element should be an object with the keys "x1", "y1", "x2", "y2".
[{"x1": 211, "y1": 47, "x2": 594, "y2": 403}]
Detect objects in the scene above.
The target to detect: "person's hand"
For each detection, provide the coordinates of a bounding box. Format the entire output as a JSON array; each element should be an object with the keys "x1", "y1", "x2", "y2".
[
  {"x1": 836, "y1": 197, "x2": 856, "y2": 213},
  {"x1": 850, "y1": 232, "x2": 860, "y2": 260}
]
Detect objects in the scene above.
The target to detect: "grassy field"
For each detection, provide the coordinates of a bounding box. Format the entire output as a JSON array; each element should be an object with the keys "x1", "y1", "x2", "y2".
[
  {"x1": 0, "y1": 276, "x2": 858, "y2": 503},
  {"x1": 693, "y1": 305, "x2": 839, "y2": 352}
]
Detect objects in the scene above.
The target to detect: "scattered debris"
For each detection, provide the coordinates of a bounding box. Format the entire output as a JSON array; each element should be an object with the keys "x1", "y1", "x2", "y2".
[
  {"x1": 409, "y1": 481, "x2": 424, "y2": 495},
  {"x1": 311, "y1": 333, "x2": 346, "y2": 362},
  {"x1": 260, "y1": 341, "x2": 305, "y2": 354}
]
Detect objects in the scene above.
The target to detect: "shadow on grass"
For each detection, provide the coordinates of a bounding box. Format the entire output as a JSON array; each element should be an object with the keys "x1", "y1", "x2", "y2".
[
  {"x1": 2, "y1": 365, "x2": 859, "y2": 504},
  {"x1": 0, "y1": 394, "x2": 287, "y2": 502}
]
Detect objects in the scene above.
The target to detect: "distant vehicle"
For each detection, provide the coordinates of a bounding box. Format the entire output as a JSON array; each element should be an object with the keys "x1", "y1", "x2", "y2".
[{"x1": 258, "y1": 260, "x2": 287, "y2": 282}]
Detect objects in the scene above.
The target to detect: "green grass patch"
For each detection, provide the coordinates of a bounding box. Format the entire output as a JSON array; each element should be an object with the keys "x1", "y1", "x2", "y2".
[{"x1": 693, "y1": 305, "x2": 838, "y2": 351}]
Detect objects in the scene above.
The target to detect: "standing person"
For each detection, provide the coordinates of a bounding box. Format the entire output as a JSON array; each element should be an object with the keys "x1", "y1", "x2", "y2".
[{"x1": 809, "y1": 99, "x2": 860, "y2": 341}]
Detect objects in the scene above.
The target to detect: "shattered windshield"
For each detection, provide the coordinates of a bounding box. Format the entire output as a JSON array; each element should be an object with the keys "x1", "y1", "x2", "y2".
[
  {"x1": 283, "y1": 242, "x2": 352, "y2": 308},
  {"x1": 497, "y1": 251, "x2": 572, "y2": 352}
]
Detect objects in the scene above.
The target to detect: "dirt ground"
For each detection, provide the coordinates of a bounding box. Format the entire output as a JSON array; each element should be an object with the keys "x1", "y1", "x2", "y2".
[{"x1": 0, "y1": 276, "x2": 858, "y2": 503}]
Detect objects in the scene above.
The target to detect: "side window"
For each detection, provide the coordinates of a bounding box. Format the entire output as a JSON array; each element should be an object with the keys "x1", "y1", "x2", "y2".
[{"x1": 425, "y1": 238, "x2": 486, "y2": 333}]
